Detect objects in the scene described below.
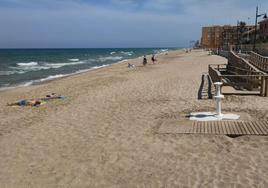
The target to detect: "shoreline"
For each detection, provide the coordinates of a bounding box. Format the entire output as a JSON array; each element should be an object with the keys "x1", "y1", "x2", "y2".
[{"x1": 0, "y1": 49, "x2": 180, "y2": 93}]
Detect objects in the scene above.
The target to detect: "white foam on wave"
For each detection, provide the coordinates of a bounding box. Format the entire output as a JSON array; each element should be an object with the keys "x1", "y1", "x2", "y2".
[
  {"x1": 99, "y1": 56, "x2": 123, "y2": 62},
  {"x1": 8, "y1": 61, "x2": 87, "y2": 75},
  {"x1": 12, "y1": 65, "x2": 50, "y2": 72},
  {"x1": 91, "y1": 64, "x2": 109, "y2": 70},
  {"x1": 120, "y1": 51, "x2": 134, "y2": 56},
  {"x1": 13, "y1": 61, "x2": 50, "y2": 73},
  {"x1": 119, "y1": 59, "x2": 128, "y2": 63},
  {"x1": 37, "y1": 64, "x2": 109, "y2": 83},
  {"x1": 69, "y1": 59, "x2": 79, "y2": 62},
  {"x1": 44, "y1": 61, "x2": 86, "y2": 69},
  {"x1": 0, "y1": 70, "x2": 25, "y2": 76},
  {"x1": 2, "y1": 74, "x2": 69, "y2": 90},
  {"x1": 39, "y1": 74, "x2": 66, "y2": 82},
  {"x1": 110, "y1": 52, "x2": 116, "y2": 55},
  {"x1": 154, "y1": 49, "x2": 169, "y2": 54},
  {"x1": 0, "y1": 81, "x2": 34, "y2": 91},
  {"x1": 22, "y1": 81, "x2": 34, "y2": 87},
  {"x1": 0, "y1": 63, "x2": 112, "y2": 91},
  {"x1": 17, "y1": 62, "x2": 38, "y2": 66}
]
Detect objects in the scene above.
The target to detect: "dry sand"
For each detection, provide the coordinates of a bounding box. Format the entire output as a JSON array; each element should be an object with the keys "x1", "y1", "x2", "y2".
[{"x1": 0, "y1": 50, "x2": 268, "y2": 187}]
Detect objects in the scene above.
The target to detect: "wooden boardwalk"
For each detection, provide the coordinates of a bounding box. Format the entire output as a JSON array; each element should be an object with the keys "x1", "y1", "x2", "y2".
[{"x1": 158, "y1": 120, "x2": 268, "y2": 136}]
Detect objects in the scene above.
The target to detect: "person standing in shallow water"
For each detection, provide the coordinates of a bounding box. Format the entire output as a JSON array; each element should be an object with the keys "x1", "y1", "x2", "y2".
[{"x1": 143, "y1": 56, "x2": 147, "y2": 66}]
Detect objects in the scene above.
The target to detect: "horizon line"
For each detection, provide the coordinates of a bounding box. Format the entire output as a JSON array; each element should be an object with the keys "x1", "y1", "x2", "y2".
[{"x1": 0, "y1": 46, "x2": 184, "y2": 50}]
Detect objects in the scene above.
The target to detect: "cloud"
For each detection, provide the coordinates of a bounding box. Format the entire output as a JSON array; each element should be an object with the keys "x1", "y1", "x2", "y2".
[{"x1": 0, "y1": 0, "x2": 267, "y2": 48}]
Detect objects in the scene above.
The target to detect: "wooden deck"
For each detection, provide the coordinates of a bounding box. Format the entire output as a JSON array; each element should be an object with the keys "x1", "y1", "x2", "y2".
[
  {"x1": 208, "y1": 50, "x2": 268, "y2": 97},
  {"x1": 158, "y1": 120, "x2": 268, "y2": 136}
]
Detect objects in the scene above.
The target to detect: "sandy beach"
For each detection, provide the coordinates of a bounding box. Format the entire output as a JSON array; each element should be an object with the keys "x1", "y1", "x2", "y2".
[{"x1": 0, "y1": 50, "x2": 268, "y2": 187}]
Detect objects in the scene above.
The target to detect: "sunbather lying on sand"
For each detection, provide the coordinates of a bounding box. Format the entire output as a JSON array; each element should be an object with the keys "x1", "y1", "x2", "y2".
[
  {"x1": 7, "y1": 100, "x2": 43, "y2": 107},
  {"x1": 7, "y1": 93, "x2": 65, "y2": 107},
  {"x1": 40, "y1": 93, "x2": 65, "y2": 101}
]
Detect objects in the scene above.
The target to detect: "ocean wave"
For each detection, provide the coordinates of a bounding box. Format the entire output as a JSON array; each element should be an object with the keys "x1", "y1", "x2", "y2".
[
  {"x1": 0, "y1": 63, "x2": 112, "y2": 90},
  {"x1": 13, "y1": 61, "x2": 50, "y2": 73},
  {"x1": 119, "y1": 59, "x2": 128, "y2": 63},
  {"x1": 8, "y1": 61, "x2": 86, "y2": 74},
  {"x1": 21, "y1": 81, "x2": 34, "y2": 87},
  {"x1": 0, "y1": 70, "x2": 26, "y2": 76},
  {"x1": 110, "y1": 52, "x2": 116, "y2": 55},
  {"x1": 4, "y1": 58, "x2": 104, "y2": 77},
  {"x1": 154, "y1": 49, "x2": 169, "y2": 54},
  {"x1": 44, "y1": 61, "x2": 86, "y2": 69},
  {"x1": 0, "y1": 81, "x2": 34, "y2": 91},
  {"x1": 11, "y1": 65, "x2": 50, "y2": 72},
  {"x1": 91, "y1": 64, "x2": 109, "y2": 69},
  {"x1": 98, "y1": 56, "x2": 123, "y2": 62},
  {"x1": 40, "y1": 74, "x2": 66, "y2": 82},
  {"x1": 34, "y1": 65, "x2": 109, "y2": 83},
  {"x1": 68, "y1": 58, "x2": 79, "y2": 62},
  {"x1": 16, "y1": 74, "x2": 68, "y2": 88},
  {"x1": 17, "y1": 62, "x2": 38, "y2": 66},
  {"x1": 120, "y1": 51, "x2": 134, "y2": 56}
]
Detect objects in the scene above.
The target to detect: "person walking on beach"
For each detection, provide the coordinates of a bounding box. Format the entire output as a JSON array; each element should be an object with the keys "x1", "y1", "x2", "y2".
[
  {"x1": 151, "y1": 55, "x2": 157, "y2": 64},
  {"x1": 143, "y1": 55, "x2": 147, "y2": 66}
]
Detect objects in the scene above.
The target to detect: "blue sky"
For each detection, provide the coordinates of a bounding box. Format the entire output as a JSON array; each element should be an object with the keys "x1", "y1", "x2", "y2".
[{"x1": 0, "y1": 0, "x2": 267, "y2": 48}]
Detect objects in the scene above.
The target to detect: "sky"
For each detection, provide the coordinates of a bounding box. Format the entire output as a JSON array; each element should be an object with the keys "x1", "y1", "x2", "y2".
[{"x1": 0, "y1": 0, "x2": 267, "y2": 48}]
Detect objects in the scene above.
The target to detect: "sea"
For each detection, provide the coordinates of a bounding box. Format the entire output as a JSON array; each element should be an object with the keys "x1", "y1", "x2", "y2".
[{"x1": 0, "y1": 48, "x2": 177, "y2": 90}]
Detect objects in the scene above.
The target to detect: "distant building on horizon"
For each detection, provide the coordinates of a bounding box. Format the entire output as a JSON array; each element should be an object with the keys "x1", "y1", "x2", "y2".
[
  {"x1": 201, "y1": 26, "x2": 222, "y2": 49},
  {"x1": 201, "y1": 25, "x2": 255, "y2": 50}
]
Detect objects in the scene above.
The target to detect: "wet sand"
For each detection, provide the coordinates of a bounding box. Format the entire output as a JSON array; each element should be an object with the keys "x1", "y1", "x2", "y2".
[{"x1": 0, "y1": 50, "x2": 267, "y2": 187}]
